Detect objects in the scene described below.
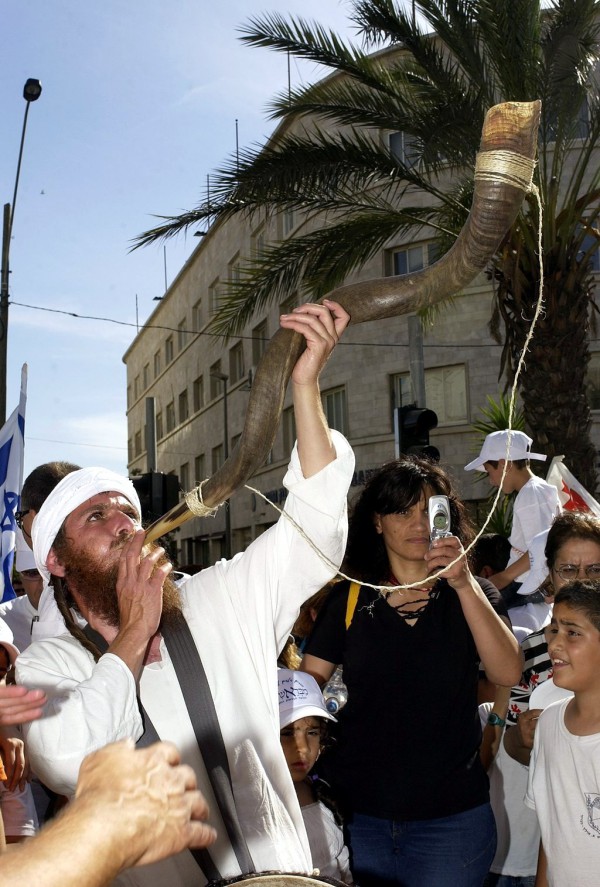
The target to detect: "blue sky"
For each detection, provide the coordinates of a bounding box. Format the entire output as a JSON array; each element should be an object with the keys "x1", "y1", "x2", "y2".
[{"x1": 2, "y1": 1, "x2": 364, "y2": 478}]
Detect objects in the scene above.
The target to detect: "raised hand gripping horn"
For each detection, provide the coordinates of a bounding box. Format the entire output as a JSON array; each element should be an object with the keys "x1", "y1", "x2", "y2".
[{"x1": 145, "y1": 100, "x2": 541, "y2": 544}]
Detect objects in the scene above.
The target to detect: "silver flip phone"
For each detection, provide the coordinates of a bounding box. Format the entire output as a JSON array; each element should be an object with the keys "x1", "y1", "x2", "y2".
[{"x1": 428, "y1": 495, "x2": 452, "y2": 541}]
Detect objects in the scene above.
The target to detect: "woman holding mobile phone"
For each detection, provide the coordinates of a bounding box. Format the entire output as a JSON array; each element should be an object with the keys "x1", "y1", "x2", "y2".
[{"x1": 302, "y1": 456, "x2": 521, "y2": 887}]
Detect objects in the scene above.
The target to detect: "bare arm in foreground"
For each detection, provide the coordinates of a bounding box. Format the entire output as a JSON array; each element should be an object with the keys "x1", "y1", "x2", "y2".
[{"x1": 0, "y1": 740, "x2": 216, "y2": 886}]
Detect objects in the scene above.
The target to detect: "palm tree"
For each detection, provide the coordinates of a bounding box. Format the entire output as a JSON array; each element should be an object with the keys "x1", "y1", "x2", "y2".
[{"x1": 135, "y1": 0, "x2": 600, "y2": 491}]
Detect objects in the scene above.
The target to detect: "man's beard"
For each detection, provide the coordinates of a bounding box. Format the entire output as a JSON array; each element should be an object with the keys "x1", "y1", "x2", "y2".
[{"x1": 58, "y1": 537, "x2": 182, "y2": 629}]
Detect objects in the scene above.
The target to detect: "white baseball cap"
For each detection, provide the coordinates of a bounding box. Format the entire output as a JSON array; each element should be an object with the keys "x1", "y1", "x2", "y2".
[
  {"x1": 517, "y1": 529, "x2": 551, "y2": 596},
  {"x1": 465, "y1": 430, "x2": 546, "y2": 472},
  {"x1": 277, "y1": 668, "x2": 337, "y2": 728}
]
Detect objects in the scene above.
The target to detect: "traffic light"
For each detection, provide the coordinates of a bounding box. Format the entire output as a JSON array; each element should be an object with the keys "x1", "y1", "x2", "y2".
[
  {"x1": 394, "y1": 404, "x2": 440, "y2": 461},
  {"x1": 130, "y1": 471, "x2": 180, "y2": 524}
]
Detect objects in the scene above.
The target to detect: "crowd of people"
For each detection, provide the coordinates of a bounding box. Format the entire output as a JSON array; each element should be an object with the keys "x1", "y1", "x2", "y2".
[{"x1": 0, "y1": 299, "x2": 599, "y2": 886}]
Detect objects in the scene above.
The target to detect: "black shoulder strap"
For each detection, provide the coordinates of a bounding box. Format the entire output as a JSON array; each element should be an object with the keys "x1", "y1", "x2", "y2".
[{"x1": 162, "y1": 613, "x2": 255, "y2": 876}]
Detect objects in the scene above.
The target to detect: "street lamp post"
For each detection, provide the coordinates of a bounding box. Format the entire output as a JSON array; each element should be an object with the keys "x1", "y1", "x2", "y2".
[
  {"x1": 0, "y1": 78, "x2": 43, "y2": 425},
  {"x1": 210, "y1": 370, "x2": 232, "y2": 558}
]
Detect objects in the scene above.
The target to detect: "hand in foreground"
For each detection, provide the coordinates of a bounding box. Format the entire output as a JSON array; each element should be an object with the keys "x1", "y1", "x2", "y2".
[
  {"x1": 0, "y1": 684, "x2": 46, "y2": 727},
  {"x1": 425, "y1": 535, "x2": 472, "y2": 590},
  {"x1": 75, "y1": 739, "x2": 216, "y2": 869},
  {"x1": 280, "y1": 299, "x2": 350, "y2": 386}
]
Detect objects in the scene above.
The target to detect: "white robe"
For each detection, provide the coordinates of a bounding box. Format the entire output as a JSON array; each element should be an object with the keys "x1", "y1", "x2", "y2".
[{"x1": 16, "y1": 432, "x2": 354, "y2": 887}]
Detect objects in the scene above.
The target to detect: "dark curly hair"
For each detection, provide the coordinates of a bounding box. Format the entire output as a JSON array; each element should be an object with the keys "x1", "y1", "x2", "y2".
[{"x1": 344, "y1": 456, "x2": 474, "y2": 583}]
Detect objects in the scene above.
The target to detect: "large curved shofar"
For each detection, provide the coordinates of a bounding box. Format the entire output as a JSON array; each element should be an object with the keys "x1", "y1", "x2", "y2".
[{"x1": 145, "y1": 100, "x2": 541, "y2": 544}]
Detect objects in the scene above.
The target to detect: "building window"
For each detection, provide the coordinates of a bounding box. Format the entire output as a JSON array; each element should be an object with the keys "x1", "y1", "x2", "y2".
[
  {"x1": 212, "y1": 444, "x2": 224, "y2": 473},
  {"x1": 142, "y1": 363, "x2": 150, "y2": 390},
  {"x1": 127, "y1": 385, "x2": 132, "y2": 408},
  {"x1": 192, "y1": 299, "x2": 202, "y2": 330},
  {"x1": 209, "y1": 279, "x2": 220, "y2": 316},
  {"x1": 282, "y1": 406, "x2": 297, "y2": 455},
  {"x1": 165, "y1": 336, "x2": 174, "y2": 365},
  {"x1": 156, "y1": 411, "x2": 163, "y2": 440},
  {"x1": 388, "y1": 241, "x2": 440, "y2": 277},
  {"x1": 178, "y1": 319, "x2": 187, "y2": 351},
  {"x1": 231, "y1": 432, "x2": 242, "y2": 453},
  {"x1": 194, "y1": 454, "x2": 205, "y2": 484},
  {"x1": 193, "y1": 376, "x2": 204, "y2": 412},
  {"x1": 179, "y1": 389, "x2": 189, "y2": 423},
  {"x1": 134, "y1": 375, "x2": 140, "y2": 400},
  {"x1": 577, "y1": 222, "x2": 600, "y2": 272},
  {"x1": 166, "y1": 401, "x2": 176, "y2": 433},
  {"x1": 391, "y1": 364, "x2": 468, "y2": 425},
  {"x1": 154, "y1": 350, "x2": 161, "y2": 378},
  {"x1": 252, "y1": 224, "x2": 266, "y2": 257},
  {"x1": 210, "y1": 361, "x2": 224, "y2": 399},
  {"x1": 389, "y1": 130, "x2": 420, "y2": 168},
  {"x1": 282, "y1": 208, "x2": 295, "y2": 236},
  {"x1": 127, "y1": 438, "x2": 133, "y2": 462},
  {"x1": 229, "y1": 253, "x2": 241, "y2": 286},
  {"x1": 134, "y1": 430, "x2": 142, "y2": 457},
  {"x1": 180, "y1": 462, "x2": 190, "y2": 492},
  {"x1": 229, "y1": 342, "x2": 244, "y2": 383},
  {"x1": 252, "y1": 320, "x2": 268, "y2": 366},
  {"x1": 322, "y1": 386, "x2": 348, "y2": 436}
]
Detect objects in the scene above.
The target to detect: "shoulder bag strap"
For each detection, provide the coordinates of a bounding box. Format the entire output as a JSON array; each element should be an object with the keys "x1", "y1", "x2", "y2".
[
  {"x1": 162, "y1": 612, "x2": 256, "y2": 876},
  {"x1": 345, "y1": 581, "x2": 361, "y2": 630}
]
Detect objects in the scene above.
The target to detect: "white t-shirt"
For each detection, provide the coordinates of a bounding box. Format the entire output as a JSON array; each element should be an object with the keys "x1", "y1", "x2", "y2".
[
  {"x1": 526, "y1": 699, "x2": 600, "y2": 887},
  {"x1": 17, "y1": 433, "x2": 354, "y2": 887},
  {"x1": 509, "y1": 476, "x2": 561, "y2": 579}
]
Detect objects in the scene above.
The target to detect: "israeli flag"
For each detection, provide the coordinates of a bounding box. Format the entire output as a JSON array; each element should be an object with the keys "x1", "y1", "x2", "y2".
[{"x1": 0, "y1": 365, "x2": 27, "y2": 602}]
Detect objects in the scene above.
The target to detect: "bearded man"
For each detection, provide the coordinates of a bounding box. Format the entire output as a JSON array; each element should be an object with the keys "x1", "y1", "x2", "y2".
[{"x1": 16, "y1": 301, "x2": 354, "y2": 887}]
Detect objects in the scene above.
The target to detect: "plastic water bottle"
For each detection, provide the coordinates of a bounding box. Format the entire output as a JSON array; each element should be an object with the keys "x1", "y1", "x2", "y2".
[{"x1": 322, "y1": 666, "x2": 348, "y2": 714}]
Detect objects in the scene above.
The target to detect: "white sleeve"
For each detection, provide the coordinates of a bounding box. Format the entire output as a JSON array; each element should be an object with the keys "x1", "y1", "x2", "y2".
[
  {"x1": 16, "y1": 645, "x2": 142, "y2": 798},
  {"x1": 221, "y1": 430, "x2": 354, "y2": 650}
]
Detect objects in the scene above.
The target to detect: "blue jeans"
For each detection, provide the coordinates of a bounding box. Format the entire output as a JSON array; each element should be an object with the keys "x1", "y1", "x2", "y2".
[{"x1": 346, "y1": 803, "x2": 497, "y2": 887}]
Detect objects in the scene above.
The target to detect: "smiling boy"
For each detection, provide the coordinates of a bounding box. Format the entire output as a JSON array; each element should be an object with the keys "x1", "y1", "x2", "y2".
[{"x1": 525, "y1": 580, "x2": 600, "y2": 886}]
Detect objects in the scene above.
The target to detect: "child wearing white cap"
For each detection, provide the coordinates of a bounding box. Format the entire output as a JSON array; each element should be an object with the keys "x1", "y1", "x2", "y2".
[
  {"x1": 465, "y1": 430, "x2": 561, "y2": 592},
  {"x1": 278, "y1": 669, "x2": 353, "y2": 885}
]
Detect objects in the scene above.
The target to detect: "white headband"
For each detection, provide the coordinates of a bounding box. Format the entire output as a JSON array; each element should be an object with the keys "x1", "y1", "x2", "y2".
[{"x1": 32, "y1": 468, "x2": 141, "y2": 583}]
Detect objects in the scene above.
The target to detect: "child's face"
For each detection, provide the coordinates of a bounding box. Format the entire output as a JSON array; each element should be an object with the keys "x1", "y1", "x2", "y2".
[
  {"x1": 545, "y1": 602, "x2": 600, "y2": 693},
  {"x1": 280, "y1": 716, "x2": 323, "y2": 783},
  {"x1": 484, "y1": 460, "x2": 513, "y2": 493}
]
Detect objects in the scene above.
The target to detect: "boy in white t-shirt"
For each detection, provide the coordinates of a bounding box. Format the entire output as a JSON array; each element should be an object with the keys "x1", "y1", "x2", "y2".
[
  {"x1": 465, "y1": 430, "x2": 561, "y2": 592},
  {"x1": 525, "y1": 580, "x2": 600, "y2": 887}
]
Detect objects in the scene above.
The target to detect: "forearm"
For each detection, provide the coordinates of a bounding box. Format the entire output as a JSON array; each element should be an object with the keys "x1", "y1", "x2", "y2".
[
  {"x1": 489, "y1": 552, "x2": 530, "y2": 590},
  {"x1": 503, "y1": 722, "x2": 533, "y2": 765},
  {"x1": 455, "y1": 578, "x2": 523, "y2": 685},
  {"x1": 535, "y1": 841, "x2": 548, "y2": 887},
  {"x1": 292, "y1": 380, "x2": 335, "y2": 478},
  {"x1": 0, "y1": 798, "x2": 127, "y2": 886},
  {"x1": 107, "y1": 625, "x2": 152, "y2": 681}
]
